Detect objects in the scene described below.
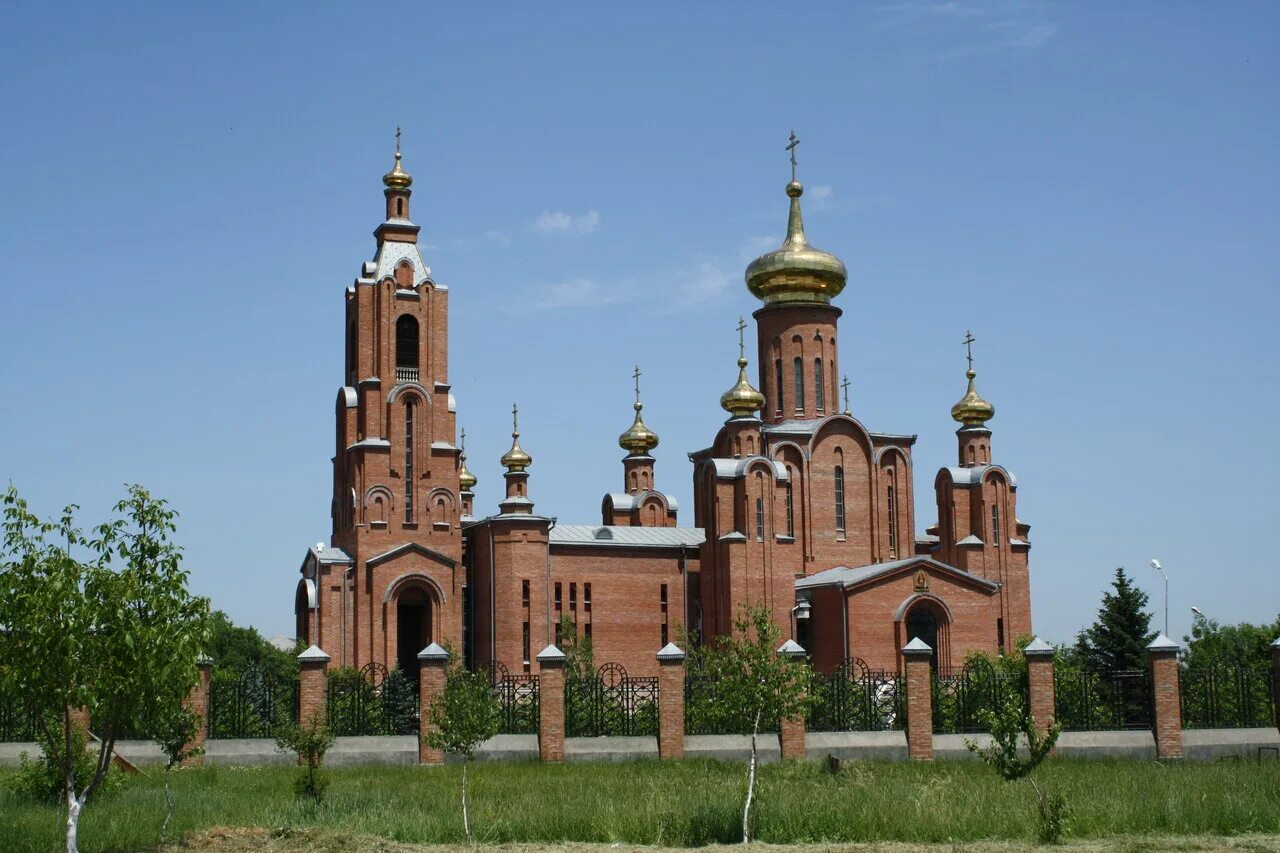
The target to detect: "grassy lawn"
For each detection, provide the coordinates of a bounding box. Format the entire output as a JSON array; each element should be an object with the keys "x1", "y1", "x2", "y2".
[{"x1": 1, "y1": 758, "x2": 1278, "y2": 852}]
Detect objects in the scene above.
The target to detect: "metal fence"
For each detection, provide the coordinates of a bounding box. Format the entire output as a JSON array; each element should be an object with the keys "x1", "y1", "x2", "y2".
[
  {"x1": 808, "y1": 658, "x2": 905, "y2": 732},
  {"x1": 487, "y1": 662, "x2": 540, "y2": 734},
  {"x1": 1054, "y1": 668, "x2": 1152, "y2": 731},
  {"x1": 208, "y1": 667, "x2": 299, "y2": 739},
  {"x1": 684, "y1": 673, "x2": 781, "y2": 735},
  {"x1": 566, "y1": 663, "x2": 659, "y2": 737},
  {"x1": 0, "y1": 676, "x2": 38, "y2": 743},
  {"x1": 327, "y1": 663, "x2": 419, "y2": 737},
  {"x1": 1181, "y1": 665, "x2": 1276, "y2": 729},
  {"x1": 931, "y1": 660, "x2": 1028, "y2": 734}
]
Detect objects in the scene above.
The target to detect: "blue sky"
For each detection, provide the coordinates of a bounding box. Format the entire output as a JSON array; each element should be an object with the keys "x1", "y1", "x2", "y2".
[{"x1": 2, "y1": 2, "x2": 1277, "y2": 645}]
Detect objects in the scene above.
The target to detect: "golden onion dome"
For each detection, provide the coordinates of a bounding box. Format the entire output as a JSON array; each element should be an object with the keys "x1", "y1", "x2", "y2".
[
  {"x1": 618, "y1": 401, "x2": 659, "y2": 455},
  {"x1": 457, "y1": 453, "x2": 477, "y2": 492},
  {"x1": 500, "y1": 404, "x2": 532, "y2": 472},
  {"x1": 383, "y1": 149, "x2": 413, "y2": 191},
  {"x1": 951, "y1": 370, "x2": 996, "y2": 427},
  {"x1": 745, "y1": 180, "x2": 847, "y2": 304},
  {"x1": 721, "y1": 356, "x2": 766, "y2": 418}
]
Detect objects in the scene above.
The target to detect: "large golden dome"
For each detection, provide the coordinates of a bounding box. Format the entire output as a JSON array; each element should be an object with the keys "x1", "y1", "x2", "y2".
[
  {"x1": 745, "y1": 180, "x2": 847, "y2": 304},
  {"x1": 951, "y1": 370, "x2": 995, "y2": 427}
]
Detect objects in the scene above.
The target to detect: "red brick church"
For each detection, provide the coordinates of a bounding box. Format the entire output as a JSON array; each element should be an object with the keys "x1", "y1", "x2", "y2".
[{"x1": 294, "y1": 139, "x2": 1033, "y2": 679}]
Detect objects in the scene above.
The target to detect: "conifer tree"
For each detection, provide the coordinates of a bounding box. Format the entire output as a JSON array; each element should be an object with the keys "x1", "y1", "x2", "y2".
[{"x1": 1074, "y1": 567, "x2": 1156, "y2": 671}]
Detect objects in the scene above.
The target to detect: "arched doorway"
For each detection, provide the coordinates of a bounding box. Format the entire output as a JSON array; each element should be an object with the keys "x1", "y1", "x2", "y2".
[
  {"x1": 395, "y1": 585, "x2": 433, "y2": 678},
  {"x1": 905, "y1": 601, "x2": 946, "y2": 672}
]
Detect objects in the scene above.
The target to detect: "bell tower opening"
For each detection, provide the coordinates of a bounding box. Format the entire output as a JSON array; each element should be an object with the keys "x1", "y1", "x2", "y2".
[{"x1": 396, "y1": 585, "x2": 433, "y2": 678}]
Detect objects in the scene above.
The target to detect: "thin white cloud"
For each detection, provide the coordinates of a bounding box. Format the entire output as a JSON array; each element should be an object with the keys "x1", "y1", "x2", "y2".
[
  {"x1": 534, "y1": 209, "x2": 601, "y2": 236},
  {"x1": 874, "y1": 0, "x2": 1058, "y2": 57},
  {"x1": 533, "y1": 278, "x2": 629, "y2": 310},
  {"x1": 524, "y1": 260, "x2": 734, "y2": 314},
  {"x1": 483, "y1": 229, "x2": 510, "y2": 245}
]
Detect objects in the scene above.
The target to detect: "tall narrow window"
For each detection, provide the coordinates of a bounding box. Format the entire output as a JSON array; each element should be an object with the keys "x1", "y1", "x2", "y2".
[
  {"x1": 404, "y1": 402, "x2": 415, "y2": 523},
  {"x1": 997, "y1": 617, "x2": 1005, "y2": 653},
  {"x1": 522, "y1": 622, "x2": 531, "y2": 666},
  {"x1": 755, "y1": 496, "x2": 764, "y2": 541},
  {"x1": 584, "y1": 583, "x2": 592, "y2": 612},
  {"x1": 660, "y1": 584, "x2": 668, "y2": 611},
  {"x1": 991, "y1": 504, "x2": 1001, "y2": 547},
  {"x1": 661, "y1": 623, "x2": 669, "y2": 647},
  {"x1": 815, "y1": 358, "x2": 825, "y2": 413},
  {"x1": 569, "y1": 583, "x2": 577, "y2": 610},
  {"x1": 584, "y1": 622, "x2": 592, "y2": 640},
  {"x1": 521, "y1": 579, "x2": 530, "y2": 606},
  {"x1": 784, "y1": 481, "x2": 794, "y2": 537},
  {"x1": 774, "y1": 358, "x2": 784, "y2": 414},
  {"x1": 887, "y1": 485, "x2": 898, "y2": 553},
  {"x1": 395, "y1": 315, "x2": 419, "y2": 383},
  {"x1": 793, "y1": 357, "x2": 805, "y2": 412},
  {"x1": 834, "y1": 465, "x2": 846, "y2": 533},
  {"x1": 396, "y1": 197, "x2": 404, "y2": 217},
  {"x1": 554, "y1": 582, "x2": 562, "y2": 608}
]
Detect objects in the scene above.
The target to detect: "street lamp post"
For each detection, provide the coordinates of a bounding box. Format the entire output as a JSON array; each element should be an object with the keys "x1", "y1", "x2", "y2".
[{"x1": 1150, "y1": 559, "x2": 1168, "y2": 637}]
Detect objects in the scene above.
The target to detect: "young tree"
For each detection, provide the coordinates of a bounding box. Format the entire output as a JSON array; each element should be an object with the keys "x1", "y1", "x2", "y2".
[
  {"x1": 275, "y1": 710, "x2": 335, "y2": 805},
  {"x1": 965, "y1": 691, "x2": 1065, "y2": 843},
  {"x1": 150, "y1": 704, "x2": 202, "y2": 841},
  {"x1": 701, "y1": 605, "x2": 811, "y2": 844},
  {"x1": 1074, "y1": 567, "x2": 1155, "y2": 672},
  {"x1": 424, "y1": 662, "x2": 501, "y2": 841},
  {"x1": 0, "y1": 485, "x2": 210, "y2": 853},
  {"x1": 1183, "y1": 611, "x2": 1280, "y2": 669}
]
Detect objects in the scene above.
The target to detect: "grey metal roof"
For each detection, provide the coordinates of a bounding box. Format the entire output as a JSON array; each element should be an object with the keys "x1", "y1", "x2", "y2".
[
  {"x1": 945, "y1": 465, "x2": 1019, "y2": 488},
  {"x1": 708, "y1": 457, "x2": 789, "y2": 481},
  {"x1": 340, "y1": 387, "x2": 357, "y2": 408},
  {"x1": 550, "y1": 524, "x2": 704, "y2": 549},
  {"x1": 795, "y1": 556, "x2": 999, "y2": 592},
  {"x1": 956, "y1": 534, "x2": 984, "y2": 547},
  {"x1": 372, "y1": 239, "x2": 432, "y2": 287},
  {"x1": 348, "y1": 438, "x2": 391, "y2": 451},
  {"x1": 605, "y1": 490, "x2": 679, "y2": 512},
  {"x1": 309, "y1": 545, "x2": 353, "y2": 565}
]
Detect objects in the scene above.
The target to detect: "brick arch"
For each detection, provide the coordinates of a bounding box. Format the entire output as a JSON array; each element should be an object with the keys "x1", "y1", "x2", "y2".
[{"x1": 897, "y1": 593, "x2": 952, "y2": 671}]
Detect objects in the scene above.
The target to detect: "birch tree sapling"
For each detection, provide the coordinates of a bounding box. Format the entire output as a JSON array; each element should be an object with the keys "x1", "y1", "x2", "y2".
[
  {"x1": 0, "y1": 486, "x2": 210, "y2": 853},
  {"x1": 424, "y1": 655, "x2": 501, "y2": 842}
]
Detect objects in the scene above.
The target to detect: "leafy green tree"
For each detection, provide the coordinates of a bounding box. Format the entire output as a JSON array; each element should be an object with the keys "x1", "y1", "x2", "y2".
[
  {"x1": 699, "y1": 605, "x2": 811, "y2": 844},
  {"x1": 1074, "y1": 567, "x2": 1155, "y2": 672},
  {"x1": 0, "y1": 485, "x2": 210, "y2": 853},
  {"x1": 150, "y1": 705, "x2": 202, "y2": 840},
  {"x1": 557, "y1": 614, "x2": 595, "y2": 682},
  {"x1": 274, "y1": 710, "x2": 334, "y2": 805},
  {"x1": 966, "y1": 691, "x2": 1065, "y2": 843},
  {"x1": 1183, "y1": 612, "x2": 1280, "y2": 669},
  {"x1": 425, "y1": 661, "x2": 502, "y2": 841},
  {"x1": 206, "y1": 609, "x2": 298, "y2": 681}
]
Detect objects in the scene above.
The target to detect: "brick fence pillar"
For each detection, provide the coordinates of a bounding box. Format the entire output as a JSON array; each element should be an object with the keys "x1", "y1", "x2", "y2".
[
  {"x1": 903, "y1": 637, "x2": 934, "y2": 760},
  {"x1": 297, "y1": 645, "x2": 331, "y2": 729},
  {"x1": 656, "y1": 643, "x2": 686, "y2": 760},
  {"x1": 181, "y1": 656, "x2": 212, "y2": 767},
  {"x1": 1271, "y1": 637, "x2": 1280, "y2": 730},
  {"x1": 777, "y1": 639, "x2": 807, "y2": 760},
  {"x1": 536, "y1": 644, "x2": 566, "y2": 763},
  {"x1": 1023, "y1": 637, "x2": 1056, "y2": 735},
  {"x1": 1147, "y1": 635, "x2": 1183, "y2": 759},
  {"x1": 418, "y1": 643, "x2": 450, "y2": 765}
]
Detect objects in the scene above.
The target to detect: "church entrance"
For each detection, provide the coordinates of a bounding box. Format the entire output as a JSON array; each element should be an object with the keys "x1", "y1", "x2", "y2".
[
  {"x1": 905, "y1": 602, "x2": 945, "y2": 672},
  {"x1": 395, "y1": 585, "x2": 433, "y2": 679}
]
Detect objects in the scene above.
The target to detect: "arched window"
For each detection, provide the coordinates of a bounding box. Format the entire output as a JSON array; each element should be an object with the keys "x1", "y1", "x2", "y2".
[
  {"x1": 774, "y1": 358, "x2": 784, "y2": 414},
  {"x1": 395, "y1": 315, "x2": 419, "y2": 382},
  {"x1": 834, "y1": 465, "x2": 846, "y2": 533},
  {"x1": 793, "y1": 357, "x2": 805, "y2": 413},
  {"x1": 887, "y1": 483, "x2": 898, "y2": 555},
  {"x1": 991, "y1": 503, "x2": 1000, "y2": 547},
  {"x1": 404, "y1": 401, "x2": 415, "y2": 523},
  {"x1": 784, "y1": 480, "x2": 794, "y2": 537},
  {"x1": 814, "y1": 358, "x2": 825, "y2": 413},
  {"x1": 396, "y1": 197, "x2": 404, "y2": 217},
  {"x1": 906, "y1": 604, "x2": 942, "y2": 671}
]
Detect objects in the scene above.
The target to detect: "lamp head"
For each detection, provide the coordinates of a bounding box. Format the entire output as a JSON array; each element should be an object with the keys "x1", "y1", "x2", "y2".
[
  {"x1": 1191, "y1": 606, "x2": 1204, "y2": 617},
  {"x1": 1150, "y1": 559, "x2": 1162, "y2": 571}
]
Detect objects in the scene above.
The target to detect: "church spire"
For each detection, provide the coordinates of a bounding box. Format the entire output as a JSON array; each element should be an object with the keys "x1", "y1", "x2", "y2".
[
  {"x1": 379, "y1": 127, "x2": 415, "y2": 227},
  {"x1": 500, "y1": 404, "x2": 535, "y2": 513}
]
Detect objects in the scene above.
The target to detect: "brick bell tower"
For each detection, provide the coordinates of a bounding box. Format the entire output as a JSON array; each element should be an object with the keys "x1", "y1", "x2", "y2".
[{"x1": 295, "y1": 133, "x2": 465, "y2": 675}]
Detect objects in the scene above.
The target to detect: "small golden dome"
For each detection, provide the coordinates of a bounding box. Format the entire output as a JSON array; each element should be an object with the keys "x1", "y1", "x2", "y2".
[
  {"x1": 619, "y1": 401, "x2": 659, "y2": 455},
  {"x1": 500, "y1": 404, "x2": 532, "y2": 472},
  {"x1": 383, "y1": 149, "x2": 413, "y2": 191},
  {"x1": 721, "y1": 357, "x2": 766, "y2": 418},
  {"x1": 951, "y1": 369, "x2": 995, "y2": 427},
  {"x1": 458, "y1": 454, "x2": 477, "y2": 491},
  {"x1": 745, "y1": 180, "x2": 847, "y2": 304}
]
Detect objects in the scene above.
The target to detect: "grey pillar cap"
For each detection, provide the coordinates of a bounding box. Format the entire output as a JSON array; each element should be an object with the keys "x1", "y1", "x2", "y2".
[
  {"x1": 417, "y1": 642, "x2": 450, "y2": 662},
  {"x1": 1271, "y1": 636, "x2": 1280, "y2": 649},
  {"x1": 1146, "y1": 634, "x2": 1180, "y2": 652},
  {"x1": 536, "y1": 644, "x2": 566, "y2": 663},
  {"x1": 777, "y1": 639, "x2": 807, "y2": 659},
  {"x1": 1022, "y1": 637, "x2": 1054, "y2": 657},
  {"x1": 902, "y1": 636, "x2": 933, "y2": 655},
  {"x1": 656, "y1": 642, "x2": 686, "y2": 662},
  {"x1": 196, "y1": 653, "x2": 214, "y2": 666},
  {"x1": 297, "y1": 644, "x2": 331, "y2": 663}
]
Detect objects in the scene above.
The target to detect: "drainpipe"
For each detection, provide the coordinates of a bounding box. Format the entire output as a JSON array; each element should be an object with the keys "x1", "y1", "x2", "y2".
[
  {"x1": 489, "y1": 524, "x2": 496, "y2": 667},
  {"x1": 841, "y1": 585, "x2": 849, "y2": 661},
  {"x1": 544, "y1": 516, "x2": 558, "y2": 645}
]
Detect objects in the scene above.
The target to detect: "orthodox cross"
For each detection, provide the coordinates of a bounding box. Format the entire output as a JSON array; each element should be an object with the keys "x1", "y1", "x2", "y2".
[
  {"x1": 963, "y1": 330, "x2": 976, "y2": 371},
  {"x1": 786, "y1": 130, "x2": 800, "y2": 182},
  {"x1": 633, "y1": 364, "x2": 642, "y2": 404},
  {"x1": 511, "y1": 402, "x2": 519, "y2": 434},
  {"x1": 736, "y1": 316, "x2": 748, "y2": 360},
  {"x1": 841, "y1": 374, "x2": 851, "y2": 414},
  {"x1": 395, "y1": 126, "x2": 402, "y2": 156},
  {"x1": 460, "y1": 426, "x2": 466, "y2": 453}
]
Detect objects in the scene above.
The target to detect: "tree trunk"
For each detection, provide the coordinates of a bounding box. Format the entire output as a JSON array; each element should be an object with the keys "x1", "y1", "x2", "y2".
[
  {"x1": 66, "y1": 792, "x2": 83, "y2": 853},
  {"x1": 162, "y1": 770, "x2": 174, "y2": 840},
  {"x1": 462, "y1": 759, "x2": 471, "y2": 842},
  {"x1": 742, "y1": 708, "x2": 762, "y2": 844}
]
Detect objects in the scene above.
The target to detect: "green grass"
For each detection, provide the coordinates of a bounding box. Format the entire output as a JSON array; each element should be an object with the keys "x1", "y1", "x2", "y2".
[{"x1": 1, "y1": 758, "x2": 1278, "y2": 852}]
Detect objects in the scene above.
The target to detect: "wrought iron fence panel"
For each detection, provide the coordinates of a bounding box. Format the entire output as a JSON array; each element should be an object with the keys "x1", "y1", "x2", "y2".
[
  {"x1": 566, "y1": 663, "x2": 659, "y2": 737},
  {"x1": 490, "y1": 667, "x2": 539, "y2": 734},
  {"x1": 1181, "y1": 665, "x2": 1275, "y2": 729},
  {"x1": 931, "y1": 660, "x2": 1027, "y2": 734},
  {"x1": 1054, "y1": 668, "x2": 1151, "y2": 731},
  {"x1": 327, "y1": 664, "x2": 420, "y2": 737},
  {"x1": 807, "y1": 658, "x2": 905, "y2": 732},
  {"x1": 207, "y1": 668, "x2": 299, "y2": 739},
  {"x1": 91, "y1": 708, "x2": 148, "y2": 741},
  {"x1": 0, "y1": 676, "x2": 38, "y2": 742},
  {"x1": 684, "y1": 674, "x2": 781, "y2": 735}
]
